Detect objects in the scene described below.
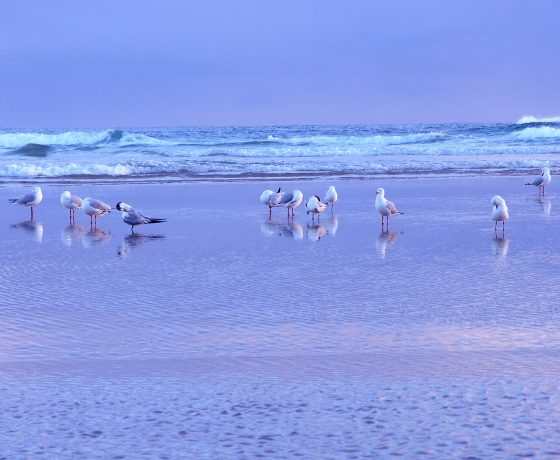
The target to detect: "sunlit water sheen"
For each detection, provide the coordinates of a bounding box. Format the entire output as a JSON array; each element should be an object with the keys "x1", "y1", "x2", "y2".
[{"x1": 1, "y1": 177, "x2": 559, "y2": 458}]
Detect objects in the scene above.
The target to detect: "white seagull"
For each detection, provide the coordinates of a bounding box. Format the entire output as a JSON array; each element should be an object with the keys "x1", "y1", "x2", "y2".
[
  {"x1": 260, "y1": 187, "x2": 284, "y2": 217},
  {"x1": 491, "y1": 195, "x2": 509, "y2": 233},
  {"x1": 323, "y1": 186, "x2": 338, "y2": 210},
  {"x1": 526, "y1": 167, "x2": 551, "y2": 197},
  {"x1": 60, "y1": 191, "x2": 83, "y2": 222},
  {"x1": 82, "y1": 197, "x2": 112, "y2": 226},
  {"x1": 305, "y1": 195, "x2": 328, "y2": 220},
  {"x1": 9, "y1": 186, "x2": 43, "y2": 220},
  {"x1": 279, "y1": 189, "x2": 303, "y2": 218},
  {"x1": 375, "y1": 187, "x2": 403, "y2": 227},
  {"x1": 115, "y1": 202, "x2": 167, "y2": 233}
]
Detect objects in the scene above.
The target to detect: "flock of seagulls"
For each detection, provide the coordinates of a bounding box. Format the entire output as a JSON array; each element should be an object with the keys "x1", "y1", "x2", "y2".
[
  {"x1": 6, "y1": 167, "x2": 553, "y2": 239},
  {"x1": 8, "y1": 187, "x2": 167, "y2": 233},
  {"x1": 259, "y1": 167, "x2": 553, "y2": 237}
]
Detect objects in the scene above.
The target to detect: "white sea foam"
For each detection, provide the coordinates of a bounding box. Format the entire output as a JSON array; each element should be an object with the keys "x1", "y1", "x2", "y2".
[
  {"x1": 516, "y1": 115, "x2": 560, "y2": 124},
  {"x1": 514, "y1": 126, "x2": 560, "y2": 139}
]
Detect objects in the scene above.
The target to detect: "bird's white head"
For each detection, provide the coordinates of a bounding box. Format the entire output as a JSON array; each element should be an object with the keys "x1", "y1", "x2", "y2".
[
  {"x1": 376, "y1": 187, "x2": 385, "y2": 196},
  {"x1": 61, "y1": 191, "x2": 71, "y2": 198},
  {"x1": 32, "y1": 186, "x2": 42, "y2": 194},
  {"x1": 543, "y1": 166, "x2": 550, "y2": 174},
  {"x1": 491, "y1": 195, "x2": 505, "y2": 207}
]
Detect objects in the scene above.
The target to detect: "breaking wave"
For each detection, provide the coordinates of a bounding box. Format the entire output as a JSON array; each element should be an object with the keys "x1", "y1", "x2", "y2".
[
  {"x1": 516, "y1": 115, "x2": 560, "y2": 124},
  {"x1": 1, "y1": 123, "x2": 559, "y2": 180}
]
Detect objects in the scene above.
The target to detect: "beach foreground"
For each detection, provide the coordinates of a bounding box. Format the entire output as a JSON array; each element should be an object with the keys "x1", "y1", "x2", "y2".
[{"x1": 1, "y1": 177, "x2": 559, "y2": 458}]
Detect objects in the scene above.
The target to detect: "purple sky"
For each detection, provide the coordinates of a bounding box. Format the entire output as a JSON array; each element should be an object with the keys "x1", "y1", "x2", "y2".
[{"x1": 1, "y1": 0, "x2": 559, "y2": 127}]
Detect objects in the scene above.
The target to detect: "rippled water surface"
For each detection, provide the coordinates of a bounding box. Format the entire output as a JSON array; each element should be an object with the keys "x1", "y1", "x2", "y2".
[{"x1": 1, "y1": 177, "x2": 559, "y2": 458}]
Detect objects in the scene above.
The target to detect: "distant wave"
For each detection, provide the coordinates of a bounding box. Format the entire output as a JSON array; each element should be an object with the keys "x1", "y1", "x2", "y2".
[
  {"x1": 0, "y1": 129, "x2": 174, "y2": 149},
  {"x1": 516, "y1": 115, "x2": 560, "y2": 124},
  {"x1": 0, "y1": 157, "x2": 555, "y2": 179},
  {"x1": 514, "y1": 126, "x2": 560, "y2": 139},
  {"x1": 0, "y1": 129, "x2": 122, "y2": 149},
  {"x1": 11, "y1": 143, "x2": 52, "y2": 157},
  {"x1": 266, "y1": 132, "x2": 446, "y2": 146}
]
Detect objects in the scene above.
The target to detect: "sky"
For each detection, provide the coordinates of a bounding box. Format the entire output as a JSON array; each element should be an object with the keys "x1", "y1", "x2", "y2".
[{"x1": 0, "y1": 0, "x2": 559, "y2": 127}]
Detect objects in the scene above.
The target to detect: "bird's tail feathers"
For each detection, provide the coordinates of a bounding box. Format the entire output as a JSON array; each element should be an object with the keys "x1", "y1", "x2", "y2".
[
  {"x1": 148, "y1": 218, "x2": 167, "y2": 224},
  {"x1": 8, "y1": 198, "x2": 17, "y2": 203}
]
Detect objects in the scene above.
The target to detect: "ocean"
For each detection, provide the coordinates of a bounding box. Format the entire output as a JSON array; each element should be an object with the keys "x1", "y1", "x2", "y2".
[{"x1": 1, "y1": 116, "x2": 560, "y2": 181}]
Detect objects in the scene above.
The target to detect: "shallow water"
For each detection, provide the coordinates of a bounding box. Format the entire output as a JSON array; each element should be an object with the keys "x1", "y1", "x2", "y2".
[{"x1": 1, "y1": 177, "x2": 559, "y2": 458}]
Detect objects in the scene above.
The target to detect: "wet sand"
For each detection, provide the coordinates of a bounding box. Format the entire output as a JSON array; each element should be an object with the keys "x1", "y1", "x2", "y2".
[{"x1": 1, "y1": 177, "x2": 559, "y2": 458}]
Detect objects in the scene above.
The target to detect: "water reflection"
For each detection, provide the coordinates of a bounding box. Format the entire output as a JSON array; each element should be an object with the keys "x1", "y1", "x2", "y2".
[
  {"x1": 10, "y1": 221, "x2": 44, "y2": 243},
  {"x1": 376, "y1": 230, "x2": 398, "y2": 259},
  {"x1": 325, "y1": 214, "x2": 339, "y2": 237},
  {"x1": 118, "y1": 233, "x2": 166, "y2": 258},
  {"x1": 61, "y1": 224, "x2": 88, "y2": 247},
  {"x1": 260, "y1": 220, "x2": 304, "y2": 240},
  {"x1": 538, "y1": 198, "x2": 552, "y2": 216},
  {"x1": 82, "y1": 227, "x2": 111, "y2": 248},
  {"x1": 307, "y1": 222, "x2": 328, "y2": 241},
  {"x1": 492, "y1": 237, "x2": 509, "y2": 261}
]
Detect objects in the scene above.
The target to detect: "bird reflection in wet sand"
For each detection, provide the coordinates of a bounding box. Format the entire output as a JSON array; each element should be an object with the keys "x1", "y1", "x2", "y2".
[
  {"x1": 307, "y1": 222, "x2": 328, "y2": 241},
  {"x1": 61, "y1": 225, "x2": 88, "y2": 247},
  {"x1": 376, "y1": 230, "x2": 399, "y2": 259},
  {"x1": 492, "y1": 237, "x2": 509, "y2": 261},
  {"x1": 82, "y1": 227, "x2": 111, "y2": 248},
  {"x1": 118, "y1": 233, "x2": 166, "y2": 258},
  {"x1": 538, "y1": 198, "x2": 552, "y2": 217},
  {"x1": 325, "y1": 214, "x2": 339, "y2": 237},
  {"x1": 10, "y1": 221, "x2": 44, "y2": 243},
  {"x1": 260, "y1": 220, "x2": 304, "y2": 240}
]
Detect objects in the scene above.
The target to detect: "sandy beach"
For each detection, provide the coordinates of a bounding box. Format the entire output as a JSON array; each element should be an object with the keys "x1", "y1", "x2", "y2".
[{"x1": 0, "y1": 176, "x2": 559, "y2": 457}]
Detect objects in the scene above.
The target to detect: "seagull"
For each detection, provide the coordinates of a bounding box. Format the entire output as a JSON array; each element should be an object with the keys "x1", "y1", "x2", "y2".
[
  {"x1": 279, "y1": 189, "x2": 303, "y2": 218},
  {"x1": 375, "y1": 187, "x2": 403, "y2": 227},
  {"x1": 115, "y1": 202, "x2": 167, "y2": 233},
  {"x1": 323, "y1": 186, "x2": 338, "y2": 210},
  {"x1": 260, "y1": 187, "x2": 284, "y2": 218},
  {"x1": 491, "y1": 195, "x2": 509, "y2": 233},
  {"x1": 305, "y1": 195, "x2": 328, "y2": 221},
  {"x1": 60, "y1": 191, "x2": 83, "y2": 222},
  {"x1": 526, "y1": 167, "x2": 551, "y2": 197},
  {"x1": 82, "y1": 197, "x2": 112, "y2": 226},
  {"x1": 9, "y1": 186, "x2": 43, "y2": 220}
]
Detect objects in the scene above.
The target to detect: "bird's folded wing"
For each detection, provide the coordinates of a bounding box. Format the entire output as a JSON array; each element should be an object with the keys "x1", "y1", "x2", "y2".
[
  {"x1": 387, "y1": 200, "x2": 398, "y2": 214},
  {"x1": 17, "y1": 193, "x2": 35, "y2": 205}
]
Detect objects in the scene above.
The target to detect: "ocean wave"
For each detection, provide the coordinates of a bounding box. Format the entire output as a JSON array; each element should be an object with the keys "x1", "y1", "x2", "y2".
[
  {"x1": 0, "y1": 157, "x2": 555, "y2": 179},
  {"x1": 516, "y1": 115, "x2": 560, "y2": 124},
  {"x1": 266, "y1": 132, "x2": 446, "y2": 146},
  {"x1": 513, "y1": 126, "x2": 560, "y2": 139},
  {"x1": 0, "y1": 129, "x2": 123, "y2": 149}
]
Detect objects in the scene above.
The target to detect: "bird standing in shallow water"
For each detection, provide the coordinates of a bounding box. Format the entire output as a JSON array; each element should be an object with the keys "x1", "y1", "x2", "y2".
[
  {"x1": 375, "y1": 187, "x2": 402, "y2": 230},
  {"x1": 323, "y1": 186, "x2": 338, "y2": 211},
  {"x1": 116, "y1": 202, "x2": 167, "y2": 234},
  {"x1": 60, "y1": 191, "x2": 83, "y2": 223},
  {"x1": 305, "y1": 195, "x2": 328, "y2": 221},
  {"x1": 260, "y1": 187, "x2": 284, "y2": 219},
  {"x1": 526, "y1": 167, "x2": 552, "y2": 197},
  {"x1": 82, "y1": 197, "x2": 111, "y2": 227},
  {"x1": 491, "y1": 195, "x2": 509, "y2": 236},
  {"x1": 9, "y1": 186, "x2": 43, "y2": 220},
  {"x1": 279, "y1": 189, "x2": 303, "y2": 219}
]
